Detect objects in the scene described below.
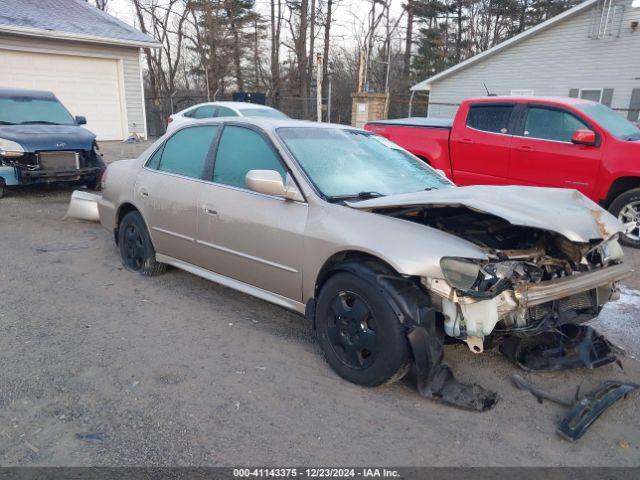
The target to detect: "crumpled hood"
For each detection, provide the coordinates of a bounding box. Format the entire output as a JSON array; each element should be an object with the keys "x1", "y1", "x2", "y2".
[
  {"x1": 348, "y1": 185, "x2": 624, "y2": 243},
  {"x1": 0, "y1": 124, "x2": 96, "y2": 152}
]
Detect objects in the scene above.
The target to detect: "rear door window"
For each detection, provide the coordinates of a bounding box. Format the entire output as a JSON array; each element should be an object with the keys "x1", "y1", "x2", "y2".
[
  {"x1": 213, "y1": 126, "x2": 286, "y2": 189},
  {"x1": 216, "y1": 106, "x2": 239, "y2": 117},
  {"x1": 191, "y1": 105, "x2": 217, "y2": 119},
  {"x1": 156, "y1": 125, "x2": 218, "y2": 178},
  {"x1": 524, "y1": 107, "x2": 588, "y2": 142},
  {"x1": 466, "y1": 104, "x2": 514, "y2": 134}
]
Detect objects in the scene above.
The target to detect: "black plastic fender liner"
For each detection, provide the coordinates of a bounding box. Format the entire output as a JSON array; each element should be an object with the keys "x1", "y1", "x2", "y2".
[
  {"x1": 408, "y1": 325, "x2": 498, "y2": 412},
  {"x1": 557, "y1": 381, "x2": 639, "y2": 441},
  {"x1": 318, "y1": 260, "x2": 498, "y2": 411}
]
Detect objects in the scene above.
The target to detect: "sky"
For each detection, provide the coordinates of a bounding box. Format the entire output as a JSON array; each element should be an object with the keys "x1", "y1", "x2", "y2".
[{"x1": 107, "y1": 0, "x2": 408, "y2": 52}]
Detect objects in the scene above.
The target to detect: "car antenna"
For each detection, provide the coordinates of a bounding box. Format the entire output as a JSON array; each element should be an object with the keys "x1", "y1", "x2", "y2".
[{"x1": 483, "y1": 82, "x2": 497, "y2": 97}]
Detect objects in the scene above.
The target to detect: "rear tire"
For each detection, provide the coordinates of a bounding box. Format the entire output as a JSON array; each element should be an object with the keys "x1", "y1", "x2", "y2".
[
  {"x1": 316, "y1": 271, "x2": 411, "y2": 387},
  {"x1": 609, "y1": 188, "x2": 640, "y2": 248},
  {"x1": 118, "y1": 211, "x2": 166, "y2": 276}
]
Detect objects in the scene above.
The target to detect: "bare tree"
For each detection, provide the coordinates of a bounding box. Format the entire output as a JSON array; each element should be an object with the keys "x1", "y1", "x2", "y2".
[
  {"x1": 132, "y1": 0, "x2": 191, "y2": 126},
  {"x1": 92, "y1": 0, "x2": 109, "y2": 10}
]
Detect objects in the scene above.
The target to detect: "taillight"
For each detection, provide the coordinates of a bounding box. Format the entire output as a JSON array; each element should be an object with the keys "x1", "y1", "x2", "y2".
[
  {"x1": 100, "y1": 167, "x2": 108, "y2": 190},
  {"x1": 167, "y1": 116, "x2": 173, "y2": 123}
]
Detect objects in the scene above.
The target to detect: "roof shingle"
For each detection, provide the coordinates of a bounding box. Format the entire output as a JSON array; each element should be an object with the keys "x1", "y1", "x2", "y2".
[{"x1": 0, "y1": 0, "x2": 158, "y2": 47}]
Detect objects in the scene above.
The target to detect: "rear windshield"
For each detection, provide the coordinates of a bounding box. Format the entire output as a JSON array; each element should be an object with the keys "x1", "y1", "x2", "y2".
[
  {"x1": 576, "y1": 103, "x2": 640, "y2": 140},
  {"x1": 238, "y1": 108, "x2": 288, "y2": 119},
  {"x1": 0, "y1": 96, "x2": 76, "y2": 125}
]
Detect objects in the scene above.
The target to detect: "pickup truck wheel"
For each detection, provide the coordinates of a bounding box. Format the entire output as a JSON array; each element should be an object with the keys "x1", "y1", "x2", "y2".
[
  {"x1": 0, "y1": 185, "x2": 5, "y2": 199},
  {"x1": 316, "y1": 272, "x2": 410, "y2": 387},
  {"x1": 118, "y1": 211, "x2": 167, "y2": 276},
  {"x1": 610, "y1": 188, "x2": 640, "y2": 248}
]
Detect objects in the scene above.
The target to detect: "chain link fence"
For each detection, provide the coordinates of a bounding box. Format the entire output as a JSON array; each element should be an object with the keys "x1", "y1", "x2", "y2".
[{"x1": 145, "y1": 93, "x2": 637, "y2": 138}]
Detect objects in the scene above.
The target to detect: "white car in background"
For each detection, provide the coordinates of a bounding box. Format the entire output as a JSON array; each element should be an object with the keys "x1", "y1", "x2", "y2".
[{"x1": 166, "y1": 101, "x2": 288, "y2": 132}]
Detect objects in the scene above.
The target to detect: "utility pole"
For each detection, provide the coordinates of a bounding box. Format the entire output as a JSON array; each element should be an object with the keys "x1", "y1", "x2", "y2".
[
  {"x1": 327, "y1": 78, "x2": 332, "y2": 122},
  {"x1": 357, "y1": 49, "x2": 366, "y2": 93},
  {"x1": 316, "y1": 53, "x2": 323, "y2": 122}
]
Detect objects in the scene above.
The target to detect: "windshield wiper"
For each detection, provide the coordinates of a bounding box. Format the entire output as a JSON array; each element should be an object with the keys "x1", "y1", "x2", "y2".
[
  {"x1": 19, "y1": 121, "x2": 61, "y2": 125},
  {"x1": 0, "y1": 121, "x2": 16, "y2": 125},
  {"x1": 327, "y1": 191, "x2": 385, "y2": 202}
]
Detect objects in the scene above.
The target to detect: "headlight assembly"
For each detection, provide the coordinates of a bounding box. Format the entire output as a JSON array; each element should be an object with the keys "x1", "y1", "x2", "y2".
[
  {"x1": 440, "y1": 257, "x2": 482, "y2": 290},
  {"x1": 0, "y1": 138, "x2": 25, "y2": 158}
]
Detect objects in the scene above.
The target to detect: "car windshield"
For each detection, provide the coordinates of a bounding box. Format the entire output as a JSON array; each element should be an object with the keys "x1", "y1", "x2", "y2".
[
  {"x1": 238, "y1": 108, "x2": 288, "y2": 119},
  {"x1": 278, "y1": 127, "x2": 452, "y2": 200},
  {"x1": 0, "y1": 96, "x2": 75, "y2": 125},
  {"x1": 576, "y1": 103, "x2": 640, "y2": 140}
]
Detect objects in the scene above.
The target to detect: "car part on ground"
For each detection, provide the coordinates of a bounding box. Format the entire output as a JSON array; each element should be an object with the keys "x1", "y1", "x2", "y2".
[
  {"x1": 512, "y1": 374, "x2": 639, "y2": 441},
  {"x1": 500, "y1": 324, "x2": 620, "y2": 372},
  {"x1": 511, "y1": 374, "x2": 575, "y2": 407},
  {"x1": 557, "y1": 381, "x2": 639, "y2": 441},
  {"x1": 64, "y1": 190, "x2": 101, "y2": 222}
]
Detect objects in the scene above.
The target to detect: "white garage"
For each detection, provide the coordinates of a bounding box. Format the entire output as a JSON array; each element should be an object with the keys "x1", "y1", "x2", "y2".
[{"x1": 0, "y1": 0, "x2": 159, "y2": 141}]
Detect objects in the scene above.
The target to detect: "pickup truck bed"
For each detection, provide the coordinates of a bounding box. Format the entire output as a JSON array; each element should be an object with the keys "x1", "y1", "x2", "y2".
[{"x1": 366, "y1": 117, "x2": 453, "y2": 129}]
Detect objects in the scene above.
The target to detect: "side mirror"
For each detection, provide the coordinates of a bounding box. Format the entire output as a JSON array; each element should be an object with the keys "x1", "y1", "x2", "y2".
[
  {"x1": 75, "y1": 115, "x2": 87, "y2": 125},
  {"x1": 246, "y1": 170, "x2": 301, "y2": 200},
  {"x1": 571, "y1": 129, "x2": 596, "y2": 146}
]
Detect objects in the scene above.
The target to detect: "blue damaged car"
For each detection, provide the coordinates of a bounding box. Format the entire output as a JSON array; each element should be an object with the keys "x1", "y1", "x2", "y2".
[{"x1": 0, "y1": 87, "x2": 105, "y2": 198}]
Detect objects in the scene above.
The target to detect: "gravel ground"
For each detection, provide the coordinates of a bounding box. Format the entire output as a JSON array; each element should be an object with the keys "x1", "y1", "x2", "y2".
[{"x1": 0, "y1": 142, "x2": 639, "y2": 466}]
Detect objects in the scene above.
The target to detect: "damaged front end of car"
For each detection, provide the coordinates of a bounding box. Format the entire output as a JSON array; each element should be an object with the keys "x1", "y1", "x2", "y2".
[
  {"x1": 351, "y1": 186, "x2": 632, "y2": 412},
  {"x1": 423, "y1": 234, "x2": 629, "y2": 356}
]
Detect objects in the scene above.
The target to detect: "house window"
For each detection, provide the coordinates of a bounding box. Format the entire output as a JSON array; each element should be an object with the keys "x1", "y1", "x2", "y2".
[
  {"x1": 510, "y1": 89, "x2": 534, "y2": 97},
  {"x1": 579, "y1": 89, "x2": 603, "y2": 103}
]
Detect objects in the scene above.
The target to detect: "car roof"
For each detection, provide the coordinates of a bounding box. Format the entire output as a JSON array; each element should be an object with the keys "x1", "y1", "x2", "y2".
[
  {"x1": 172, "y1": 116, "x2": 359, "y2": 133},
  {"x1": 215, "y1": 101, "x2": 276, "y2": 110},
  {"x1": 0, "y1": 87, "x2": 57, "y2": 99},
  {"x1": 180, "y1": 101, "x2": 278, "y2": 113},
  {"x1": 466, "y1": 95, "x2": 597, "y2": 107}
]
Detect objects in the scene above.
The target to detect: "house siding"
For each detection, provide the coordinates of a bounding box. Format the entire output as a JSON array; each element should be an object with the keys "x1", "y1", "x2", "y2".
[
  {"x1": 426, "y1": 0, "x2": 640, "y2": 118},
  {"x1": 0, "y1": 33, "x2": 146, "y2": 138}
]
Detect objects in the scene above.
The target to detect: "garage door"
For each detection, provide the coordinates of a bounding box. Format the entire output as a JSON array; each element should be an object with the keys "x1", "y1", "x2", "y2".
[{"x1": 0, "y1": 49, "x2": 125, "y2": 140}]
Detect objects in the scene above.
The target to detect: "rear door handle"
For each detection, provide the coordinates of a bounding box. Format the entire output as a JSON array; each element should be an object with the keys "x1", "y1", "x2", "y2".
[
  {"x1": 517, "y1": 145, "x2": 534, "y2": 152},
  {"x1": 460, "y1": 138, "x2": 473, "y2": 144},
  {"x1": 139, "y1": 188, "x2": 149, "y2": 197},
  {"x1": 202, "y1": 204, "x2": 218, "y2": 216}
]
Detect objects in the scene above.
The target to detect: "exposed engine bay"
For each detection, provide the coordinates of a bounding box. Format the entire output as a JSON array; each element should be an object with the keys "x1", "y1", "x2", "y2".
[
  {"x1": 1, "y1": 143, "x2": 104, "y2": 185},
  {"x1": 375, "y1": 205, "x2": 630, "y2": 353}
]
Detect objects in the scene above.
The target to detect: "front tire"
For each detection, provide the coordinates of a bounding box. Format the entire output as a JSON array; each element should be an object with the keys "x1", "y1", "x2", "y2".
[
  {"x1": 316, "y1": 271, "x2": 411, "y2": 387},
  {"x1": 609, "y1": 188, "x2": 640, "y2": 248},
  {"x1": 118, "y1": 211, "x2": 167, "y2": 276}
]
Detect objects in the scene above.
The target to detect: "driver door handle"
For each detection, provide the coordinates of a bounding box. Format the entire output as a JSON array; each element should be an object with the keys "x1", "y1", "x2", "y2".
[
  {"x1": 139, "y1": 188, "x2": 149, "y2": 197},
  {"x1": 517, "y1": 145, "x2": 534, "y2": 152}
]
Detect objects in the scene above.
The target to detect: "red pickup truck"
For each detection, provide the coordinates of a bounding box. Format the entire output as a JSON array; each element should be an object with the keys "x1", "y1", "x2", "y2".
[{"x1": 365, "y1": 96, "x2": 640, "y2": 246}]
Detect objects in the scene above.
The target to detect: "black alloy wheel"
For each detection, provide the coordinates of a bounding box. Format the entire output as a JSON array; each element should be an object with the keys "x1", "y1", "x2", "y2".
[
  {"x1": 316, "y1": 271, "x2": 411, "y2": 387},
  {"x1": 118, "y1": 211, "x2": 167, "y2": 276},
  {"x1": 326, "y1": 291, "x2": 379, "y2": 369}
]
